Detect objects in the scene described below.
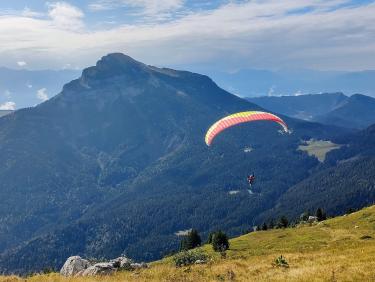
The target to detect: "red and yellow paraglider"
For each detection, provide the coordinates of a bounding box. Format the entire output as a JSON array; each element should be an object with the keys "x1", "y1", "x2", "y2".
[{"x1": 205, "y1": 111, "x2": 288, "y2": 146}]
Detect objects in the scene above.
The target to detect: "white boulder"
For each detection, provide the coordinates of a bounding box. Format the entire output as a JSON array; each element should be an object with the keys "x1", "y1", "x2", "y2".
[
  {"x1": 110, "y1": 256, "x2": 133, "y2": 269},
  {"x1": 60, "y1": 256, "x2": 91, "y2": 277},
  {"x1": 307, "y1": 216, "x2": 318, "y2": 223},
  {"x1": 81, "y1": 263, "x2": 116, "y2": 276}
]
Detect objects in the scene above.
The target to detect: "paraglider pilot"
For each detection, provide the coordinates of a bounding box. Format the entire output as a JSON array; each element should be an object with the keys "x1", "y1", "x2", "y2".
[{"x1": 247, "y1": 173, "x2": 255, "y2": 188}]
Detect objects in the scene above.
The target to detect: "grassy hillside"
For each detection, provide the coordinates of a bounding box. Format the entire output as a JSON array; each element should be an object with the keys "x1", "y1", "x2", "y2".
[{"x1": 3, "y1": 205, "x2": 375, "y2": 281}]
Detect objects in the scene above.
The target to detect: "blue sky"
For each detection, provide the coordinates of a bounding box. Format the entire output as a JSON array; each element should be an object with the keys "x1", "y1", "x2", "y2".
[{"x1": 0, "y1": 0, "x2": 375, "y2": 71}]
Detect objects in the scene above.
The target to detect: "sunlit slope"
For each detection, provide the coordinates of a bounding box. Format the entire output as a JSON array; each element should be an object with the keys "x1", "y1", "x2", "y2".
[{"x1": 3, "y1": 205, "x2": 375, "y2": 282}]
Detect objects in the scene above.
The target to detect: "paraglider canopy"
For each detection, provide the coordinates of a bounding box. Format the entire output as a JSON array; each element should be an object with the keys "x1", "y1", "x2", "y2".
[{"x1": 205, "y1": 111, "x2": 288, "y2": 146}]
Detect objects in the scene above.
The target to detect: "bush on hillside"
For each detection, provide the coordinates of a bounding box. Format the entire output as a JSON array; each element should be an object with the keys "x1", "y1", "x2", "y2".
[
  {"x1": 211, "y1": 231, "x2": 230, "y2": 252},
  {"x1": 316, "y1": 208, "x2": 327, "y2": 221},
  {"x1": 273, "y1": 255, "x2": 289, "y2": 268},
  {"x1": 277, "y1": 216, "x2": 289, "y2": 228},
  {"x1": 207, "y1": 232, "x2": 215, "y2": 244},
  {"x1": 173, "y1": 249, "x2": 208, "y2": 267},
  {"x1": 268, "y1": 219, "x2": 275, "y2": 229},
  {"x1": 180, "y1": 229, "x2": 202, "y2": 251}
]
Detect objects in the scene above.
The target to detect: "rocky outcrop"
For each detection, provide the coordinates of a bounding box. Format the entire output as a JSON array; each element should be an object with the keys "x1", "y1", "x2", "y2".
[
  {"x1": 130, "y1": 262, "x2": 149, "y2": 269},
  {"x1": 81, "y1": 263, "x2": 115, "y2": 276},
  {"x1": 60, "y1": 256, "x2": 91, "y2": 277},
  {"x1": 60, "y1": 255, "x2": 148, "y2": 277},
  {"x1": 110, "y1": 257, "x2": 133, "y2": 269}
]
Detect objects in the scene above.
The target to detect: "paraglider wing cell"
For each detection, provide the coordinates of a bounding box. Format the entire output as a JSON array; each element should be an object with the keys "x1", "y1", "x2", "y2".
[{"x1": 205, "y1": 111, "x2": 288, "y2": 146}]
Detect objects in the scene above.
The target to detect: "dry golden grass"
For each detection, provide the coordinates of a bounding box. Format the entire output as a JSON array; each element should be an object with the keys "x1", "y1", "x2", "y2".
[{"x1": 2, "y1": 205, "x2": 375, "y2": 282}]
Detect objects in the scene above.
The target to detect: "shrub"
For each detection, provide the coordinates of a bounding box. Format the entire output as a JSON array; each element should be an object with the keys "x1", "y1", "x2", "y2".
[
  {"x1": 42, "y1": 267, "x2": 56, "y2": 274},
  {"x1": 273, "y1": 255, "x2": 289, "y2": 268},
  {"x1": 211, "y1": 231, "x2": 230, "y2": 252},
  {"x1": 173, "y1": 249, "x2": 208, "y2": 267},
  {"x1": 316, "y1": 208, "x2": 327, "y2": 221},
  {"x1": 300, "y1": 211, "x2": 310, "y2": 222},
  {"x1": 346, "y1": 207, "x2": 357, "y2": 214},
  {"x1": 207, "y1": 232, "x2": 214, "y2": 244},
  {"x1": 278, "y1": 216, "x2": 289, "y2": 228},
  {"x1": 180, "y1": 229, "x2": 202, "y2": 251}
]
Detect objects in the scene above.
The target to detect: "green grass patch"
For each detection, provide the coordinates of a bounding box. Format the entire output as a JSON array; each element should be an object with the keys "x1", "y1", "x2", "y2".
[{"x1": 298, "y1": 139, "x2": 341, "y2": 162}]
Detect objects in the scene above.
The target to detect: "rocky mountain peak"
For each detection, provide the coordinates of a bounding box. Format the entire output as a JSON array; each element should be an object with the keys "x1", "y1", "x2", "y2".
[{"x1": 79, "y1": 53, "x2": 150, "y2": 86}]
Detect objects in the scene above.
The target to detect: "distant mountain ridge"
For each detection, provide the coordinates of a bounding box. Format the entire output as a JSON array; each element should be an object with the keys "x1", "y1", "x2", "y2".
[
  {"x1": 0, "y1": 53, "x2": 371, "y2": 275},
  {"x1": 248, "y1": 93, "x2": 347, "y2": 121},
  {"x1": 314, "y1": 94, "x2": 375, "y2": 129},
  {"x1": 248, "y1": 93, "x2": 375, "y2": 129},
  {"x1": 208, "y1": 68, "x2": 375, "y2": 97}
]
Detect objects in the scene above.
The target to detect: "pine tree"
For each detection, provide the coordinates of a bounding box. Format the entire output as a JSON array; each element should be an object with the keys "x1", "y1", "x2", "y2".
[
  {"x1": 180, "y1": 229, "x2": 201, "y2": 251},
  {"x1": 268, "y1": 219, "x2": 275, "y2": 229},
  {"x1": 188, "y1": 229, "x2": 201, "y2": 248},
  {"x1": 278, "y1": 216, "x2": 289, "y2": 228},
  {"x1": 316, "y1": 208, "x2": 327, "y2": 221},
  {"x1": 211, "y1": 231, "x2": 230, "y2": 252},
  {"x1": 261, "y1": 222, "x2": 268, "y2": 231}
]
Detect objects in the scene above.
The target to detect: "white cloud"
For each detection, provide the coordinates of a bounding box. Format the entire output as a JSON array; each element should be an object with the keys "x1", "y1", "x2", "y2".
[
  {"x1": 17, "y1": 61, "x2": 27, "y2": 67},
  {"x1": 0, "y1": 1, "x2": 375, "y2": 71},
  {"x1": 47, "y1": 2, "x2": 84, "y2": 30},
  {"x1": 21, "y1": 7, "x2": 44, "y2": 18},
  {"x1": 36, "y1": 88, "x2": 49, "y2": 102},
  {"x1": 89, "y1": 0, "x2": 184, "y2": 16},
  {"x1": 0, "y1": 101, "x2": 16, "y2": 110}
]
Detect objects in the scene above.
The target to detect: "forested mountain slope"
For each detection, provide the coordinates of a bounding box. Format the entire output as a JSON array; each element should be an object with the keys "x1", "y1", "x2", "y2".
[
  {"x1": 315, "y1": 94, "x2": 375, "y2": 129},
  {"x1": 259, "y1": 123, "x2": 375, "y2": 221}
]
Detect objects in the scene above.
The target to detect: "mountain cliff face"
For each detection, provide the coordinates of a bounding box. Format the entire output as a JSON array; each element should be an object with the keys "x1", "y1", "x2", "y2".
[{"x1": 0, "y1": 54, "x2": 356, "y2": 274}]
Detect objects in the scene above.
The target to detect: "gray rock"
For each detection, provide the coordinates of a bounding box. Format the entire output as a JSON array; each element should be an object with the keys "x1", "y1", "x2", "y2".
[
  {"x1": 130, "y1": 262, "x2": 149, "y2": 269},
  {"x1": 307, "y1": 216, "x2": 318, "y2": 223},
  {"x1": 110, "y1": 256, "x2": 133, "y2": 269},
  {"x1": 60, "y1": 256, "x2": 91, "y2": 277},
  {"x1": 81, "y1": 263, "x2": 116, "y2": 276}
]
